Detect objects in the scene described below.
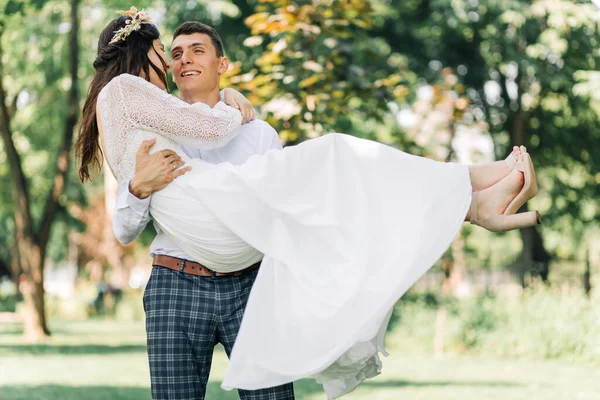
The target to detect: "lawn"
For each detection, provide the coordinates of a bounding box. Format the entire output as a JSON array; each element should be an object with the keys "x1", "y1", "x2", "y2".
[{"x1": 0, "y1": 319, "x2": 598, "y2": 400}]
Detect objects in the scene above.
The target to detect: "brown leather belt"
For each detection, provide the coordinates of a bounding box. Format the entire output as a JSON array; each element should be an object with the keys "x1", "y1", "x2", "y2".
[{"x1": 152, "y1": 254, "x2": 260, "y2": 277}]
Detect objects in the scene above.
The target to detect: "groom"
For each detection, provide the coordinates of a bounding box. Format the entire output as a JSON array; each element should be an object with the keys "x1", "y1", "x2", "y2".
[{"x1": 113, "y1": 22, "x2": 295, "y2": 400}]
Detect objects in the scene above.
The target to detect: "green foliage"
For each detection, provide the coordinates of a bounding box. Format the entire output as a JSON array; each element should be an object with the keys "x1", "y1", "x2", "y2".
[
  {"x1": 0, "y1": 0, "x2": 83, "y2": 267},
  {"x1": 0, "y1": 293, "x2": 17, "y2": 312},
  {"x1": 389, "y1": 286, "x2": 600, "y2": 362},
  {"x1": 374, "y1": 0, "x2": 600, "y2": 246},
  {"x1": 20, "y1": 287, "x2": 145, "y2": 321},
  {"x1": 453, "y1": 293, "x2": 500, "y2": 349},
  {"x1": 471, "y1": 287, "x2": 600, "y2": 361},
  {"x1": 1, "y1": 0, "x2": 598, "y2": 289},
  {"x1": 226, "y1": 0, "x2": 412, "y2": 143}
]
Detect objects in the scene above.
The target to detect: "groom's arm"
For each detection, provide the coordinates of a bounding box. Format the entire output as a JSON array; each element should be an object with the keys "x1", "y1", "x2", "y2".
[
  {"x1": 113, "y1": 138, "x2": 190, "y2": 244},
  {"x1": 113, "y1": 182, "x2": 152, "y2": 244}
]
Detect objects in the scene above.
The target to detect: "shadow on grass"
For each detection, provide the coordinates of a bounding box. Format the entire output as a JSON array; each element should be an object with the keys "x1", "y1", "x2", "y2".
[
  {"x1": 292, "y1": 378, "x2": 326, "y2": 397},
  {"x1": 0, "y1": 343, "x2": 147, "y2": 356},
  {"x1": 0, "y1": 321, "x2": 141, "y2": 338},
  {"x1": 0, "y1": 385, "x2": 151, "y2": 400},
  {"x1": 361, "y1": 379, "x2": 524, "y2": 388},
  {"x1": 0, "y1": 326, "x2": 24, "y2": 336},
  {"x1": 0, "y1": 383, "x2": 318, "y2": 400},
  {"x1": 0, "y1": 378, "x2": 524, "y2": 400},
  {"x1": 207, "y1": 377, "x2": 523, "y2": 399},
  {"x1": 207, "y1": 379, "x2": 323, "y2": 399}
]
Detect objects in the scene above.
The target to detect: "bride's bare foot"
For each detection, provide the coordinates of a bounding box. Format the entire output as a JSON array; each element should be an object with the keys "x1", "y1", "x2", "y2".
[
  {"x1": 468, "y1": 146, "x2": 523, "y2": 191},
  {"x1": 466, "y1": 169, "x2": 524, "y2": 221}
]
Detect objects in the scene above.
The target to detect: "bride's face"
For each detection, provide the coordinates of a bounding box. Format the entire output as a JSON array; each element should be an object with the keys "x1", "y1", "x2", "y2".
[{"x1": 145, "y1": 39, "x2": 171, "y2": 90}]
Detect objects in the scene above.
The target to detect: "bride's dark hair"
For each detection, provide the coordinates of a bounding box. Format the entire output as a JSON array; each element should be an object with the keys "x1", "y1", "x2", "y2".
[{"x1": 75, "y1": 16, "x2": 168, "y2": 182}]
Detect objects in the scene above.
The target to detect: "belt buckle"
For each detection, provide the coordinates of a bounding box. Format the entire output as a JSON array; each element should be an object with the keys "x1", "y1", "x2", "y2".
[{"x1": 179, "y1": 259, "x2": 186, "y2": 273}]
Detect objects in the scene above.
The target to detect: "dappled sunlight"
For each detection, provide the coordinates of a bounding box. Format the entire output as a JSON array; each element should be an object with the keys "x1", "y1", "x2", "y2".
[{"x1": 0, "y1": 0, "x2": 599, "y2": 398}]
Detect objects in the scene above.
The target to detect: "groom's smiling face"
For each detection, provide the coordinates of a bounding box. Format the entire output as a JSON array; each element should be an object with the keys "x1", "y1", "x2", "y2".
[{"x1": 170, "y1": 33, "x2": 228, "y2": 95}]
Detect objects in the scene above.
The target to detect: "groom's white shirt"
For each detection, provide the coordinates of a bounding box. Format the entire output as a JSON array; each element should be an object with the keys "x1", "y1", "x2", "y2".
[{"x1": 113, "y1": 118, "x2": 282, "y2": 262}]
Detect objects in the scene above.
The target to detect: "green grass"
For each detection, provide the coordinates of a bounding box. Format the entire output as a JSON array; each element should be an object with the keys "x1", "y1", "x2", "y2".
[{"x1": 1, "y1": 319, "x2": 599, "y2": 400}]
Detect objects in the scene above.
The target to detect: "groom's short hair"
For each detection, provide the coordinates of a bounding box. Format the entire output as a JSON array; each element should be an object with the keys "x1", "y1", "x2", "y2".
[{"x1": 173, "y1": 22, "x2": 225, "y2": 58}]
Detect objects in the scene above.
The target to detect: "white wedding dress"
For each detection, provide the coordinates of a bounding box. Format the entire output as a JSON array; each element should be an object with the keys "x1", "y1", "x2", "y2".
[{"x1": 98, "y1": 74, "x2": 472, "y2": 399}]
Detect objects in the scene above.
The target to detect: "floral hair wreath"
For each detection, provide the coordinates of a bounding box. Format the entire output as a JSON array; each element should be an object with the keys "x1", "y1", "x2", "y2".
[{"x1": 110, "y1": 6, "x2": 151, "y2": 44}]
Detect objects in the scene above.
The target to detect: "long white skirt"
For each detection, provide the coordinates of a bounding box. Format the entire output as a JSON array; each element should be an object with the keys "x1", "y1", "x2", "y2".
[{"x1": 150, "y1": 133, "x2": 471, "y2": 398}]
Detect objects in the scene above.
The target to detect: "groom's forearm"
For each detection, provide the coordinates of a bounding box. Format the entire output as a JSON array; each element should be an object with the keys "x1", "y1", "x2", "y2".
[{"x1": 113, "y1": 181, "x2": 152, "y2": 244}]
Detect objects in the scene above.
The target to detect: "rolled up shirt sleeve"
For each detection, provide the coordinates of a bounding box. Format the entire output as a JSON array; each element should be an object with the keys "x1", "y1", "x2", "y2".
[{"x1": 113, "y1": 181, "x2": 152, "y2": 245}]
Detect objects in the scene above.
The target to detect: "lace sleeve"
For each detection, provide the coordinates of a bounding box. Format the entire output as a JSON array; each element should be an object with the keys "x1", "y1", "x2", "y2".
[{"x1": 103, "y1": 73, "x2": 242, "y2": 149}]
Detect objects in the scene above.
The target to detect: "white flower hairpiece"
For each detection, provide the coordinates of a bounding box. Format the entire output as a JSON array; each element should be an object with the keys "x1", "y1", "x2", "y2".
[{"x1": 110, "y1": 6, "x2": 151, "y2": 44}]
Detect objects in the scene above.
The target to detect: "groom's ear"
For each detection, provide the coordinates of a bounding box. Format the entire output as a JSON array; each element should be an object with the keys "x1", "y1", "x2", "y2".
[{"x1": 218, "y1": 57, "x2": 229, "y2": 74}]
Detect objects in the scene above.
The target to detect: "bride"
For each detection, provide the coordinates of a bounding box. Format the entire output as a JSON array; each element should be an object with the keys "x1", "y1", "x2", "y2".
[{"x1": 76, "y1": 11, "x2": 540, "y2": 399}]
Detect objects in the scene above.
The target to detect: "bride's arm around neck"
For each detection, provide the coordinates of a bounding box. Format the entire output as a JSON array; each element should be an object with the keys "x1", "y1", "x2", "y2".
[{"x1": 98, "y1": 73, "x2": 243, "y2": 150}]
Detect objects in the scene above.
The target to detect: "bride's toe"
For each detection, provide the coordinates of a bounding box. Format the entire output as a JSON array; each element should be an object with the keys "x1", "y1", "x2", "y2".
[
  {"x1": 504, "y1": 148, "x2": 520, "y2": 170},
  {"x1": 519, "y1": 145, "x2": 527, "y2": 154}
]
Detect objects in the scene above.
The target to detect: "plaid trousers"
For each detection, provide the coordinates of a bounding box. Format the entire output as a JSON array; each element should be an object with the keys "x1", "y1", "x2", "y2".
[{"x1": 143, "y1": 264, "x2": 295, "y2": 400}]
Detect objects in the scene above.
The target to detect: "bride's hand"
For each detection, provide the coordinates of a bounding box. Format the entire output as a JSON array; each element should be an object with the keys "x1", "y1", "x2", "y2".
[{"x1": 223, "y1": 88, "x2": 257, "y2": 124}]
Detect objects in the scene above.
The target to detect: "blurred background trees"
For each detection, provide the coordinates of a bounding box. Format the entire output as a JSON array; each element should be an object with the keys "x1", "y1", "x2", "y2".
[{"x1": 0, "y1": 0, "x2": 598, "y2": 341}]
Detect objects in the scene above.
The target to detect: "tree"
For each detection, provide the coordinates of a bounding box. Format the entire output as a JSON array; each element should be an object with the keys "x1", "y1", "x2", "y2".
[
  {"x1": 225, "y1": 0, "x2": 412, "y2": 143},
  {"x1": 0, "y1": 0, "x2": 80, "y2": 340},
  {"x1": 373, "y1": 0, "x2": 600, "y2": 281}
]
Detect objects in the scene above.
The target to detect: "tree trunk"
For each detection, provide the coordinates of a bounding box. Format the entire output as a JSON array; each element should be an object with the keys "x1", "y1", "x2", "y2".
[
  {"x1": 10, "y1": 244, "x2": 21, "y2": 301},
  {"x1": 0, "y1": 0, "x2": 80, "y2": 340},
  {"x1": 38, "y1": 0, "x2": 79, "y2": 248},
  {"x1": 0, "y1": 21, "x2": 48, "y2": 340},
  {"x1": 510, "y1": 63, "x2": 551, "y2": 286},
  {"x1": 433, "y1": 305, "x2": 447, "y2": 357},
  {"x1": 18, "y1": 239, "x2": 49, "y2": 340},
  {"x1": 583, "y1": 247, "x2": 592, "y2": 296}
]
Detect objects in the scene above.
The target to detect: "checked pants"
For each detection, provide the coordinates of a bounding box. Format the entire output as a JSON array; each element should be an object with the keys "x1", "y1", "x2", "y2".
[{"x1": 143, "y1": 264, "x2": 295, "y2": 400}]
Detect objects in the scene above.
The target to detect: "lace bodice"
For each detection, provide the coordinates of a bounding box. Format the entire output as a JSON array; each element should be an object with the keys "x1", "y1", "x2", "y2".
[{"x1": 97, "y1": 73, "x2": 242, "y2": 182}]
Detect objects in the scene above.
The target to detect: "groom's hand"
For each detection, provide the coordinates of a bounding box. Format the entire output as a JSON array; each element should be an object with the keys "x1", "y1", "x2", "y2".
[{"x1": 129, "y1": 138, "x2": 191, "y2": 199}]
